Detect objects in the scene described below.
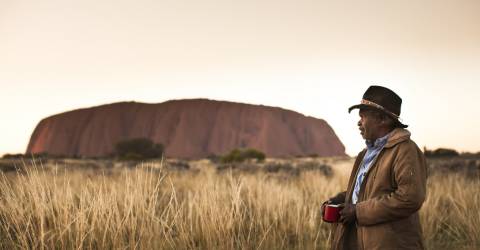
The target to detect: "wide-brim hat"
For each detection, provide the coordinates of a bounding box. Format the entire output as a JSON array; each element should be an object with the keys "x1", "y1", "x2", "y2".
[{"x1": 348, "y1": 85, "x2": 408, "y2": 128}]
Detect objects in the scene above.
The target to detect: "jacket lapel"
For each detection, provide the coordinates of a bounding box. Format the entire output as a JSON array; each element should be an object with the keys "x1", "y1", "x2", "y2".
[
  {"x1": 355, "y1": 128, "x2": 411, "y2": 202},
  {"x1": 345, "y1": 150, "x2": 366, "y2": 203},
  {"x1": 357, "y1": 150, "x2": 385, "y2": 201}
]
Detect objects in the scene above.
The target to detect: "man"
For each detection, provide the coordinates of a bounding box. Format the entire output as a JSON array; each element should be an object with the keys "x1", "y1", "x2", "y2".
[{"x1": 326, "y1": 86, "x2": 427, "y2": 250}]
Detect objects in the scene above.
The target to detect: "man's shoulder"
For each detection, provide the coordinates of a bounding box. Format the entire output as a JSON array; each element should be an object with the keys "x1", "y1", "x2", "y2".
[
  {"x1": 395, "y1": 137, "x2": 421, "y2": 150},
  {"x1": 388, "y1": 137, "x2": 425, "y2": 161},
  {"x1": 385, "y1": 128, "x2": 411, "y2": 148}
]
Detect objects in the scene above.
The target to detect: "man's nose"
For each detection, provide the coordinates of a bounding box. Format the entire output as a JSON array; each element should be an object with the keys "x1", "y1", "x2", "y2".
[{"x1": 357, "y1": 120, "x2": 362, "y2": 127}]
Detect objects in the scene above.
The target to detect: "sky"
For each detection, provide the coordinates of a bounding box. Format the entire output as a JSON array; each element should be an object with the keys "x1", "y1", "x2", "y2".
[{"x1": 1, "y1": 0, "x2": 479, "y2": 156}]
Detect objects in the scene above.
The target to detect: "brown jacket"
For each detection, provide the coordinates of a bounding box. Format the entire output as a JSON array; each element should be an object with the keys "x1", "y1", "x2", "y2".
[{"x1": 331, "y1": 128, "x2": 427, "y2": 250}]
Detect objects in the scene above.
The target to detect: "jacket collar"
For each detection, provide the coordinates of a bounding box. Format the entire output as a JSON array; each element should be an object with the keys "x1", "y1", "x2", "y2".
[
  {"x1": 366, "y1": 132, "x2": 390, "y2": 149},
  {"x1": 384, "y1": 128, "x2": 411, "y2": 148}
]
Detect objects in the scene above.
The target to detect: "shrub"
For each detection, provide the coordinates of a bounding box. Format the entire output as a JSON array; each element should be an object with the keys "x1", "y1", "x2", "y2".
[
  {"x1": 264, "y1": 163, "x2": 295, "y2": 173},
  {"x1": 2, "y1": 153, "x2": 52, "y2": 159},
  {"x1": 114, "y1": 138, "x2": 163, "y2": 160},
  {"x1": 0, "y1": 162, "x2": 16, "y2": 172},
  {"x1": 460, "y1": 151, "x2": 480, "y2": 158},
  {"x1": 220, "y1": 148, "x2": 266, "y2": 163},
  {"x1": 241, "y1": 148, "x2": 266, "y2": 162},
  {"x1": 206, "y1": 154, "x2": 221, "y2": 163},
  {"x1": 297, "y1": 162, "x2": 333, "y2": 177},
  {"x1": 166, "y1": 160, "x2": 190, "y2": 171},
  {"x1": 2, "y1": 154, "x2": 24, "y2": 159},
  {"x1": 424, "y1": 148, "x2": 459, "y2": 158}
]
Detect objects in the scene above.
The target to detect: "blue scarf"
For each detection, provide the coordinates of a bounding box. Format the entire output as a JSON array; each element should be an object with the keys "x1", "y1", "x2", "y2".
[{"x1": 352, "y1": 132, "x2": 390, "y2": 204}]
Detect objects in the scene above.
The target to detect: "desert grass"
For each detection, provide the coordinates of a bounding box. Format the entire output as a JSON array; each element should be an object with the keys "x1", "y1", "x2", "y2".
[
  {"x1": 0, "y1": 160, "x2": 478, "y2": 250},
  {"x1": 421, "y1": 173, "x2": 480, "y2": 249}
]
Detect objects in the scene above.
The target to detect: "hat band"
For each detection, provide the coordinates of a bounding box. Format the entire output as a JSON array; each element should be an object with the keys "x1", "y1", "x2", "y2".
[{"x1": 361, "y1": 99, "x2": 401, "y2": 120}]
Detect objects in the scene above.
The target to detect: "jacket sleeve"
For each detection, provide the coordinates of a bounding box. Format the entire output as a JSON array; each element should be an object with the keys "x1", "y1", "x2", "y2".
[{"x1": 355, "y1": 142, "x2": 427, "y2": 226}]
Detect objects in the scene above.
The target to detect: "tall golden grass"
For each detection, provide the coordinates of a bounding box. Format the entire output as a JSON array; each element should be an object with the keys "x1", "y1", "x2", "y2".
[{"x1": 0, "y1": 160, "x2": 478, "y2": 249}]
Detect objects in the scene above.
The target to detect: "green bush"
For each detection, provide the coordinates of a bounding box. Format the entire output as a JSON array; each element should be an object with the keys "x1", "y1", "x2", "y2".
[
  {"x1": 114, "y1": 138, "x2": 163, "y2": 160},
  {"x1": 220, "y1": 148, "x2": 266, "y2": 163}
]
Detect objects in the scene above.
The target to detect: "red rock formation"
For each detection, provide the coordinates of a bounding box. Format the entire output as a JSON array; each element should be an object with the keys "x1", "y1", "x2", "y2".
[{"x1": 26, "y1": 99, "x2": 346, "y2": 158}]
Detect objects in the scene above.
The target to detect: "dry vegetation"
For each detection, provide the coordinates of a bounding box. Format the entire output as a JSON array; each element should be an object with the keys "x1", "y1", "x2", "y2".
[{"x1": 0, "y1": 158, "x2": 478, "y2": 250}]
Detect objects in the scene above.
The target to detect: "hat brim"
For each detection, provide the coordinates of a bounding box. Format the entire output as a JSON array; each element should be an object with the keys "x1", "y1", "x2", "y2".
[{"x1": 348, "y1": 104, "x2": 408, "y2": 128}]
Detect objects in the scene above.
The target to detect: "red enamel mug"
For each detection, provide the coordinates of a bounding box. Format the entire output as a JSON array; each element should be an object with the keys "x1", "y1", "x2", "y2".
[{"x1": 322, "y1": 203, "x2": 344, "y2": 223}]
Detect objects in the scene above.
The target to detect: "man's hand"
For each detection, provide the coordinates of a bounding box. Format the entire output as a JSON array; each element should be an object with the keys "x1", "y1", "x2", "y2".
[
  {"x1": 321, "y1": 192, "x2": 346, "y2": 216},
  {"x1": 339, "y1": 204, "x2": 356, "y2": 224},
  {"x1": 328, "y1": 192, "x2": 345, "y2": 204}
]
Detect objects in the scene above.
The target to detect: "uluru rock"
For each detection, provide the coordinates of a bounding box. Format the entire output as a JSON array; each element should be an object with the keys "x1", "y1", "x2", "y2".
[{"x1": 26, "y1": 99, "x2": 346, "y2": 158}]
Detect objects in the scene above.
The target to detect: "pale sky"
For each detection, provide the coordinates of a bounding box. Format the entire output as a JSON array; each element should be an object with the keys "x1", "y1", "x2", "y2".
[{"x1": 1, "y1": 0, "x2": 479, "y2": 156}]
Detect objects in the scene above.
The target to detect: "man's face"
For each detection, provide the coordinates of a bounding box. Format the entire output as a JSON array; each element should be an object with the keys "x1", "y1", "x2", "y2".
[{"x1": 358, "y1": 109, "x2": 381, "y2": 141}]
